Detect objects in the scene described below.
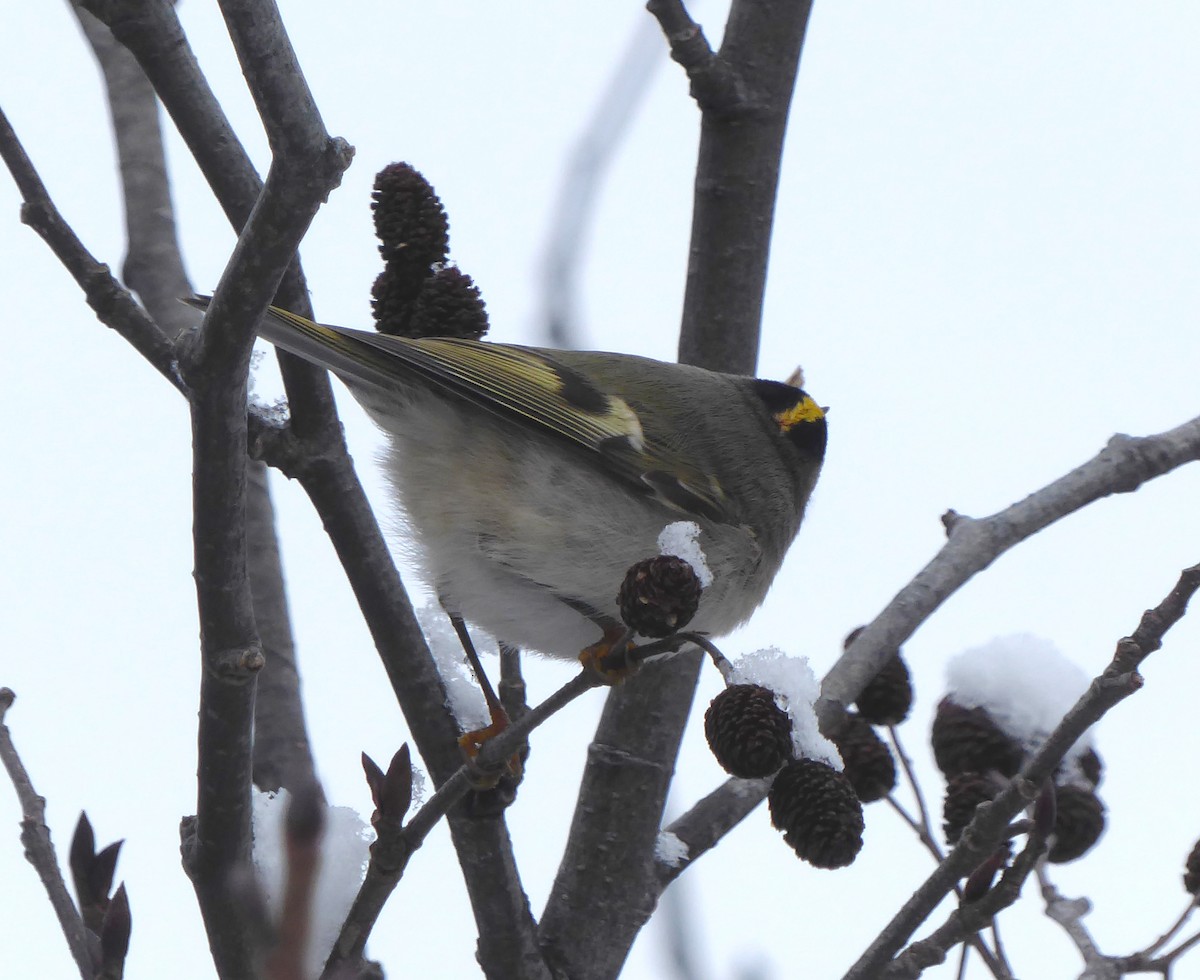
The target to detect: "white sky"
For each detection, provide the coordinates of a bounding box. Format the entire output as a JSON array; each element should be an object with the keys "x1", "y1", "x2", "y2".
[{"x1": 3, "y1": 3, "x2": 1200, "y2": 978}]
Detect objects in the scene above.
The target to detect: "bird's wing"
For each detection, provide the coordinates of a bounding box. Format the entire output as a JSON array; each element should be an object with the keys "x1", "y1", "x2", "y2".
[{"x1": 189, "y1": 299, "x2": 732, "y2": 522}]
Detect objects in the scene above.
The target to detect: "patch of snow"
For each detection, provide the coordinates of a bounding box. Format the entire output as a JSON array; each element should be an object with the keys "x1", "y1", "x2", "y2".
[
  {"x1": 658, "y1": 521, "x2": 713, "y2": 587},
  {"x1": 729, "y1": 647, "x2": 841, "y2": 770},
  {"x1": 945, "y1": 633, "x2": 1097, "y2": 776}
]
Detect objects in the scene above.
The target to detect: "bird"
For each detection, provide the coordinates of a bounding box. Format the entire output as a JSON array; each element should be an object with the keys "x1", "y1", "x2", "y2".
[{"x1": 188, "y1": 298, "x2": 827, "y2": 738}]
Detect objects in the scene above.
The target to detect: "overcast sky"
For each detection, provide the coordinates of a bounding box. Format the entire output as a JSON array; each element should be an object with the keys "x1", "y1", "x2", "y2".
[{"x1": 3, "y1": 3, "x2": 1200, "y2": 978}]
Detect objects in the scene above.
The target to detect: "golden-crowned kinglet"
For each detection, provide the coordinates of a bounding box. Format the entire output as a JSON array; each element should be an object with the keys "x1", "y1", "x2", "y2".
[{"x1": 216, "y1": 302, "x2": 827, "y2": 660}]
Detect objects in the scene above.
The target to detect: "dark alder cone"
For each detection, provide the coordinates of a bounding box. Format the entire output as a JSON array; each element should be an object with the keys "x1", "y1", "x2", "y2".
[
  {"x1": 617, "y1": 555, "x2": 702, "y2": 638},
  {"x1": 855, "y1": 653, "x2": 913, "y2": 725},
  {"x1": 942, "y1": 772, "x2": 997, "y2": 845},
  {"x1": 704, "y1": 685, "x2": 793, "y2": 779},
  {"x1": 406, "y1": 267, "x2": 489, "y2": 341},
  {"x1": 1078, "y1": 748, "x2": 1104, "y2": 789},
  {"x1": 1048, "y1": 785, "x2": 1106, "y2": 863},
  {"x1": 371, "y1": 163, "x2": 450, "y2": 334},
  {"x1": 1183, "y1": 839, "x2": 1200, "y2": 897},
  {"x1": 831, "y1": 714, "x2": 896, "y2": 803},
  {"x1": 372, "y1": 163, "x2": 449, "y2": 266},
  {"x1": 769, "y1": 759, "x2": 865, "y2": 869},
  {"x1": 931, "y1": 698, "x2": 1026, "y2": 779},
  {"x1": 1055, "y1": 747, "x2": 1104, "y2": 789},
  {"x1": 372, "y1": 267, "x2": 416, "y2": 337}
]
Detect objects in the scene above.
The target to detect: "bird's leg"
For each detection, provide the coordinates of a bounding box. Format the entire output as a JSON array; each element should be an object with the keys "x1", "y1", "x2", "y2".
[
  {"x1": 446, "y1": 612, "x2": 512, "y2": 759},
  {"x1": 578, "y1": 622, "x2": 639, "y2": 681}
]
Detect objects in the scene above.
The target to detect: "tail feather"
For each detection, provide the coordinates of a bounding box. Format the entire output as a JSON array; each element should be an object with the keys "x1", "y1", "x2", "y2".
[{"x1": 183, "y1": 295, "x2": 405, "y2": 393}]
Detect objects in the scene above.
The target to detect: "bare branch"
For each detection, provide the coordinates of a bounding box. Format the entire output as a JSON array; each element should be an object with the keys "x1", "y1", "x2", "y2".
[
  {"x1": 541, "y1": 8, "x2": 819, "y2": 964},
  {"x1": 646, "y1": 0, "x2": 744, "y2": 114},
  {"x1": 0, "y1": 690, "x2": 94, "y2": 979},
  {"x1": 245, "y1": 456, "x2": 318, "y2": 794},
  {"x1": 541, "y1": 650, "x2": 700, "y2": 978},
  {"x1": 674, "y1": 0, "x2": 816, "y2": 373},
  {"x1": 448, "y1": 818, "x2": 552, "y2": 980},
  {"x1": 70, "y1": 3, "x2": 192, "y2": 336},
  {"x1": 844, "y1": 562, "x2": 1200, "y2": 979},
  {"x1": 1140, "y1": 902, "x2": 1197, "y2": 959},
  {"x1": 830, "y1": 422, "x2": 1200, "y2": 713},
  {"x1": 1038, "y1": 865, "x2": 1111, "y2": 972},
  {"x1": 81, "y1": 0, "x2": 340, "y2": 433},
  {"x1": 322, "y1": 672, "x2": 598, "y2": 977},
  {"x1": 656, "y1": 419, "x2": 1200, "y2": 885},
  {"x1": 0, "y1": 105, "x2": 183, "y2": 392},
  {"x1": 70, "y1": 5, "x2": 580, "y2": 966},
  {"x1": 538, "y1": 16, "x2": 664, "y2": 348},
  {"x1": 889, "y1": 725, "x2": 939, "y2": 857},
  {"x1": 84, "y1": 0, "x2": 265, "y2": 231},
  {"x1": 882, "y1": 836, "x2": 1047, "y2": 979},
  {"x1": 75, "y1": 0, "x2": 317, "y2": 808},
  {"x1": 215, "y1": 0, "x2": 330, "y2": 159},
  {"x1": 498, "y1": 643, "x2": 530, "y2": 724},
  {"x1": 163, "y1": 4, "x2": 351, "y2": 975},
  {"x1": 1040, "y1": 855, "x2": 1200, "y2": 978}
]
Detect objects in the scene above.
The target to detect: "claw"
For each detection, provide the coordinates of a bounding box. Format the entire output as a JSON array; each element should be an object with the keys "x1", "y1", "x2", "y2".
[
  {"x1": 457, "y1": 704, "x2": 523, "y2": 787},
  {"x1": 579, "y1": 625, "x2": 640, "y2": 683}
]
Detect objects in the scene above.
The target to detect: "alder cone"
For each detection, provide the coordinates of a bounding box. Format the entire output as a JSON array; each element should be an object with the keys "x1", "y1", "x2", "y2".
[
  {"x1": 931, "y1": 698, "x2": 1025, "y2": 779},
  {"x1": 942, "y1": 772, "x2": 997, "y2": 845},
  {"x1": 831, "y1": 714, "x2": 896, "y2": 803},
  {"x1": 1048, "y1": 785, "x2": 1106, "y2": 863},
  {"x1": 854, "y1": 652, "x2": 913, "y2": 725},
  {"x1": 704, "y1": 685, "x2": 793, "y2": 779},
  {"x1": 768, "y1": 759, "x2": 865, "y2": 869},
  {"x1": 617, "y1": 555, "x2": 702, "y2": 638}
]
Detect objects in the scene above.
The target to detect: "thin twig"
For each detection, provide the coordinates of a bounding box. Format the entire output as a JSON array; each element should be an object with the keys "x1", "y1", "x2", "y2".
[
  {"x1": 499, "y1": 643, "x2": 530, "y2": 724},
  {"x1": 538, "y1": 13, "x2": 666, "y2": 348},
  {"x1": 885, "y1": 797, "x2": 944, "y2": 864},
  {"x1": 165, "y1": 4, "x2": 352, "y2": 975},
  {"x1": 889, "y1": 725, "x2": 937, "y2": 850},
  {"x1": 1163, "y1": 928, "x2": 1200, "y2": 962},
  {"x1": 659, "y1": 426, "x2": 1200, "y2": 888},
  {"x1": 0, "y1": 105, "x2": 184, "y2": 392},
  {"x1": 989, "y1": 919, "x2": 1013, "y2": 979},
  {"x1": 883, "y1": 798, "x2": 1012, "y2": 978},
  {"x1": 1040, "y1": 860, "x2": 1200, "y2": 977},
  {"x1": 322, "y1": 671, "x2": 600, "y2": 975},
  {"x1": 1142, "y1": 902, "x2": 1197, "y2": 958},
  {"x1": 1037, "y1": 863, "x2": 1115, "y2": 976},
  {"x1": 828, "y1": 442, "x2": 1200, "y2": 715},
  {"x1": 0, "y1": 690, "x2": 94, "y2": 979},
  {"x1": 882, "y1": 835, "x2": 1048, "y2": 979},
  {"x1": 844, "y1": 563, "x2": 1200, "y2": 980}
]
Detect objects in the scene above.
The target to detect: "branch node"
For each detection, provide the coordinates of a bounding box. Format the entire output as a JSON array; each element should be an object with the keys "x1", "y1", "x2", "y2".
[{"x1": 208, "y1": 644, "x2": 266, "y2": 681}]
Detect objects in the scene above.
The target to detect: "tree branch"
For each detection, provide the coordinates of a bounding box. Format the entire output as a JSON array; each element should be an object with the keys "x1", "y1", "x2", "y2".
[
  {"x1": 646, "y1": 0, "x2": 745, "y2": 115},
  {"x1": 168, "y1": 4, "x2": 352, "y2": 975},
  {"x1": 71, "y1": 2, "x2": 191, "y2": 337},
  {"x1": 540, "y1": 6, "x2": 817, "y2": 975},
  {"x1": 673, "y1": 0, "x2": 816, "y2": 373},
  {"x1": 76, "y1": 5, "x2": 560, "y2": 965},
  {"x1": 0, "y1": 104, "x2": 184, "y2": 392},
  {"x1": 844, "y1": 562, "x2": 1200, "y2": 979},
  {"x1": 81, "y1": 0, "x2": 339, "y2": 432},
  {"x1": 73, "y1": 0, "x2": 317, "y2": 803},
  {"x1": 322, "y1": 672, "x2": 598, "y2": 977},
  {"x1": 658, "y1": 415, "x2": 1200, "y2": 880},
  {"x1": 882, "y1": 835, "x2": 1046, "y2": 979},
  {"x1": 0, "y1": 690, "x2": 94, "y2": 979}
]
